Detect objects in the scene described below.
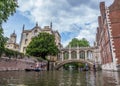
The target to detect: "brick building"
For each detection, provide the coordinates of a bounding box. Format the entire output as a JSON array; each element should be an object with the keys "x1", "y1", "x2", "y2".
[{"x1": 96, "y1": 0, "x2": 120, "y2": 71}]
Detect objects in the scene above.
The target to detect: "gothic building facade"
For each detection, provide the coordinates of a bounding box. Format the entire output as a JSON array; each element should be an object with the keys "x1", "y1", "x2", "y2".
[
  {"x1": 96, "y1": 0, "x2": 120, "y2": 71},
  {"x1": 19, "y1": 23, "x2": 61, "y2": 53},
  {"x1": 6, "y1": 23, "x2": 61, "y2": 54}
]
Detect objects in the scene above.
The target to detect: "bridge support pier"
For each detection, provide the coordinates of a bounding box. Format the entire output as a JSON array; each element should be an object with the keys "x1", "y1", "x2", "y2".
[
  {"x1": 77, "y1": 51, "x2": 79, "y2": 60},
  {"x1": 69, "y1": 51, "x2": 71, "y2": 60},
  {"x1": 61, "y1": 51, "x2": 64, "y2": 61},
  {"x1": 85, "y1": 50, "x2": 87, "y2": 60}
]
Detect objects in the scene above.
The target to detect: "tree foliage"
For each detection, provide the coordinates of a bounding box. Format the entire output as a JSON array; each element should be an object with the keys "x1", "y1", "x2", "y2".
[
  {"x1": 0, "y1": 29, "x2": 5, "y2": 57},
  {"x1": 0, "y1": 0, "x2": 18, "y2": 24},
  {"x1": 68, "y1": 38, "x2": 90, "y2": 47},
  {"x1": 0, "y1": 0, "x2": 18, "y2": 57},
  {"x1": 26, "y1": 32, "x2": 59, "y2": 60},
  {"x1": 4, "y1": 48, "x2": 24, "y2": 59}
]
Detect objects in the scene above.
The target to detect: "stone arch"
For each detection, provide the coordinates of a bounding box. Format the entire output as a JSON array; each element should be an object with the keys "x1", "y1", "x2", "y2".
[
  {"x1": 79, "y1": 50, "x2": 85, "y2": 59},
  {"x1": 55, "y1": 59, "x2": 94, "y2": 70},
  {"x1": 71, "y1": 50, "x2": 77, "y2": 59},
  {"x1": 63, "y1": 51, "x2": 69, "y2": 60}
]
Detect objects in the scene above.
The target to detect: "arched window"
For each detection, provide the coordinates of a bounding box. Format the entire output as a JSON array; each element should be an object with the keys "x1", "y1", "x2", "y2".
[
  {"x1": 25, "y1": 39, "x2": 28, "y2": 44},
  {"x1": 79, "y1": 51, "x2": 85, "y2": 59},
  {"x1": 87, "y1": 50, "x2": 93, "y2": 60},
  {"x1": 71, "y1": 51, "x2": 77, "y2": 59},
  {"x1": 63, "y1": 51, "x2": 69, "y2": 60},
  {"x1": 23, "y1": 47, "x2": 26, "y2": 52},
  {"x1": 26, "y1": 33, "x2": 28, "y2": 37},
  {"x1": 34, "y1": 30, "x2": 38, "y2": 35}
]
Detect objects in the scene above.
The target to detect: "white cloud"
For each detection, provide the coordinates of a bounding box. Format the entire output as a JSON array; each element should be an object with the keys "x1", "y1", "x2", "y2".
[{"x1": 17, "y1": 0, "x2": 114, "y2": 47}]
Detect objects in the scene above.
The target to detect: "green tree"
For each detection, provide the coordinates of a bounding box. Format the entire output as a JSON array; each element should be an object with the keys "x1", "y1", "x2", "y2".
[
  {"x1": 0, "y1": 29, "x2": 5, "y2": 57},
  {"x1": 65, "y1": 38, "x2": 89, "y2": 70},
  {"x1": 0, "y1": 29, "x2": 8, "y2": 57},
  {"x1": 0, "y1": 0, "x2": 18, "y2": 24},
  {"x1": 0, "y1": 0, "x2": 18, "y2": 57},
  {"x1": 26, "y1": 32, "x2": 59, "y2": 70},
  {"x1": 68, "y1": 38, "x2": 90, "y2": 47}
]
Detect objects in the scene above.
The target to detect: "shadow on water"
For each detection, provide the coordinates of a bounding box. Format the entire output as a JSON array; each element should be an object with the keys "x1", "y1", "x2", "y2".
[{"x1": 0, "y1": 70, "x2": 120, "y2": 86}]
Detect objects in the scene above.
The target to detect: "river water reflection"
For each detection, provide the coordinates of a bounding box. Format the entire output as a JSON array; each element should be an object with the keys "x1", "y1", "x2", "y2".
[{"x1": 0, "y1": 70, "x2": 120, "y2": 86}]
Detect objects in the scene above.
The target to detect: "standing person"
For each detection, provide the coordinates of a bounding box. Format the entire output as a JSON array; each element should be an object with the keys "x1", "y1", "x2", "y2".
[
  {"x1": 85, "y1": 63, "x2": 89, "y2": 71},
  {"x1": 93, "y1": 63, "x2": 96, "y2": 72}
]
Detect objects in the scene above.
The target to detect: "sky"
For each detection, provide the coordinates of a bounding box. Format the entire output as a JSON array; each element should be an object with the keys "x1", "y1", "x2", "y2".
[{"x1": 3, "y1": 0, "x2": 114, "y2": 47}]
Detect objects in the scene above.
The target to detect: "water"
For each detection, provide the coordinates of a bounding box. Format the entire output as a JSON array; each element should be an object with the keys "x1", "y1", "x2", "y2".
[{"x1": 0, "y1": 71, "x2": 120, "y2": 86}]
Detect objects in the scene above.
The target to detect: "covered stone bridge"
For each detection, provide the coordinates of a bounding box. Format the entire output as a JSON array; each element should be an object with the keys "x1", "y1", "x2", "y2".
[{"x1": 54, "y1": 59, "x2": 94, "y2": 70}]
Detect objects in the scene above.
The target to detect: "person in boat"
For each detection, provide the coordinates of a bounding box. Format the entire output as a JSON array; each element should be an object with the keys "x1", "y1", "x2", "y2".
[{"x1": 35, "y1": 62, "x2": 40, "y2": 70}]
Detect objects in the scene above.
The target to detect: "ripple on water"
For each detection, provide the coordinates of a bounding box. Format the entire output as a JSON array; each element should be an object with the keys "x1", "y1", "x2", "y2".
[{"x1": 0, "y1": 71, "x2": 120, "y2": 86}]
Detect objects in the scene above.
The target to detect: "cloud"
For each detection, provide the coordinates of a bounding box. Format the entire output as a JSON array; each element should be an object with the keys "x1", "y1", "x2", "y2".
[{"x1": 17, "y1": 0, "x2": 114, "y2": 47}]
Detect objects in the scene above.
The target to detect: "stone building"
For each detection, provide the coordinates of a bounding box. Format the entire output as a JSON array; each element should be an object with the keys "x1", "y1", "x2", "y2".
[
  {"x1": 96, "y1": 0, "x2": 120, "y2": 71},
  {"x1": 19, "y1": 23, "x2": 61, "y2": 53},
  {"x1": 6, "y1": 23, "x2": 61, "y2": 55},
  {"x1": 6, "y1": 31, "x2": 19, "y2": 51}
]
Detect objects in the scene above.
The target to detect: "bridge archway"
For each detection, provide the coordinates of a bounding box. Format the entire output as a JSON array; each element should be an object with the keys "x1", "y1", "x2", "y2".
[{"x1": 55, "y1": 59, "x2": 94, "y2": 70}]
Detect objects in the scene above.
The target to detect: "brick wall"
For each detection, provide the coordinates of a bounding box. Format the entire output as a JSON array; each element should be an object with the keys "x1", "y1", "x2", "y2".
[
  {"x1": 109, "y1": 0, "x2": 120, "y2": 64},
  {"x1": 96, "y1": 0, "x2": 120, "y2": 70}
]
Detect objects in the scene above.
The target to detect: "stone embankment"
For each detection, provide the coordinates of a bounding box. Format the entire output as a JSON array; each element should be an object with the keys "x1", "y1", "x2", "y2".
[{"x1": 0, "y1": 57, "x2": 36, "y2": 71}]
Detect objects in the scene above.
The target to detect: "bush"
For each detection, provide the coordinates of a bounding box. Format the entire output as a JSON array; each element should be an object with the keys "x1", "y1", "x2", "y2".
[{"x1": 3, "y1": 48, "x2": 24, "y2": 59}]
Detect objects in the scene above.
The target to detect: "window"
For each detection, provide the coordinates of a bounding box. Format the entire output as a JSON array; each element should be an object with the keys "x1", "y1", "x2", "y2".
[
  {"x1": 25, "y1": 39, "x2": 28, "y2": 44},
  {"x1": 34, "y1": 30, "x2": 38, "y2": 35},
  {"x1": 23, "y1": 47, "x2": 26, "y2": 52},
  {"x1": 79, "y1": 51, "x2": 85, "y2": 59},
  {"x1": 26, "y1": 33, "x2": 28, "y2": 37},
  {"x1": 71, "y1": 51, "x2": 77, "y2": 59}
]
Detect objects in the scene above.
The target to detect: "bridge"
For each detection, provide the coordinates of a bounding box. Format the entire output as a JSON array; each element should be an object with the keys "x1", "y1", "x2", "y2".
[{"x1": 54, "y1": 46, "x2": 100, "y2": 70}]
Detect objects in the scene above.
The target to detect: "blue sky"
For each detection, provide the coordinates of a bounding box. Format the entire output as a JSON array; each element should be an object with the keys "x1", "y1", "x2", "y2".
[{"x1": 2, "y1": 0, "x2": 114, "y2": 47}]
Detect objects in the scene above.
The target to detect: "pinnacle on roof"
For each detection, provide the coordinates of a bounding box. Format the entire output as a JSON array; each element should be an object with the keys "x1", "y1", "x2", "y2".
[
  {"x1": 36, "y1": 22, "x2": 38, "y2": 27},
  {"x1": 50, "y1": 22, "x2": 52, "y2": 29},
  {"x1": 11, "y1": 30, "x2": 16, "y2": 37},
  {"x1": 22, "y1": 24, "x2": 25, "y2": 31}
]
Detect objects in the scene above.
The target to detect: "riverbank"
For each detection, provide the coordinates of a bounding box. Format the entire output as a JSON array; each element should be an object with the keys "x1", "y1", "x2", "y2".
[{"x1": 0, "y1": 57, "x2": 36, "y2": 71}]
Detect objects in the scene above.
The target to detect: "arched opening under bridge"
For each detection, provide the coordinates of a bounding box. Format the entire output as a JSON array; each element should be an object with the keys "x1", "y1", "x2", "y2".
[{"x1": 54, "y1": 59, "x2": 94, "y2": 70}]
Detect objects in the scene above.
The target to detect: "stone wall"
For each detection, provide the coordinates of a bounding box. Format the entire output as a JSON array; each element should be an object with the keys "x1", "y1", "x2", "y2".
[{"x1": 0, "y1": 57, "x2": 35, "y2": 71}]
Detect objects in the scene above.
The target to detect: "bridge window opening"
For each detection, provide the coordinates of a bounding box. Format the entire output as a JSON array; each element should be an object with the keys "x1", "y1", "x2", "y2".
[
  {"x1": 79, "y1": 51, "x2": 85, "y2": 59},
  {"x1": 63, "y1": 52, "x2": 69, "y2": 60},
  {"x1": 71, "y1": 51, "x2": 77, "y2": 59},
  {"x1": 87, "y1": 51, "x2": 93, "y2": 60}
]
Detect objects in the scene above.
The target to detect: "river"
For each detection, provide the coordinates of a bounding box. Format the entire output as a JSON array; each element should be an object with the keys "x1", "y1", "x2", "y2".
[{"x1": 0, "y1": 70, "x2": 120, "y2": 86}]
